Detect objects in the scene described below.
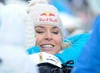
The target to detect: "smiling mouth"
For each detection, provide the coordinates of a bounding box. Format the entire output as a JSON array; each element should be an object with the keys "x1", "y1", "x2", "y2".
[{"x1": 40, "y1": 44, "x2": 54, "y2": 50}]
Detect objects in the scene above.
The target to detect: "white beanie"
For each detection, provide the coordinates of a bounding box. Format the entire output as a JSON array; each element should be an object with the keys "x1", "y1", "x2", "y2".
[{"x1": 27, "y1": 0, "x2": 64, "y2": 37}]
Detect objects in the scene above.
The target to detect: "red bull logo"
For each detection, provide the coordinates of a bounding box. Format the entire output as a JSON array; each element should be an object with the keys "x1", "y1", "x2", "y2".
[
  {"x1": 40, "y1": 12, "x2": 55, "y2": 16},
  {"x1": 39, "y1": 12, "x2": 57, "y2": 23}
]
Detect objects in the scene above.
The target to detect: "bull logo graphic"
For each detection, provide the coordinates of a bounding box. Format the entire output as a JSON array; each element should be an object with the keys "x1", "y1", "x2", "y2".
[{"x1": 39, "y1": 11, "x2": 57, "y2": 23}]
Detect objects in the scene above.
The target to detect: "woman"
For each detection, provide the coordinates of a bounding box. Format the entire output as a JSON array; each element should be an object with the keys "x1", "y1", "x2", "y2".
[{"x1": 27, "y1": 0, "x2": 89, "y2": 73}]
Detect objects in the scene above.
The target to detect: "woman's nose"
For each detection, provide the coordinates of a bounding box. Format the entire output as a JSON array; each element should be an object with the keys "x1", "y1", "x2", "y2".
[{"x1": 45, "y1": 32, "x2": 52, "y2": 41}]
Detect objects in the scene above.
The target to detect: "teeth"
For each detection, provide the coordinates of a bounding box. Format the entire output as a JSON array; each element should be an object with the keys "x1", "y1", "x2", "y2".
[{"x1": 42, "y1": 45, "x2": 53, "y2": 48}]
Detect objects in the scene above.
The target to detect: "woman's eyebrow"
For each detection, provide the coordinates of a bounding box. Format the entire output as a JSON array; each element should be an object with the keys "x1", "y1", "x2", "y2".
[
  {"x1": 35, "y1": 26, "x2": 44, "y2": 28},
  {"x1": 52, "y1": 26, "x2": 59, "y2": 29}
]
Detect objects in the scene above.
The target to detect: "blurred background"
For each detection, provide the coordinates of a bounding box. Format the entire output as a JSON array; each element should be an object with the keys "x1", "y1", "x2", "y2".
[{"x1": 0, "y1": 0, "x2": 100, "y2": 37}]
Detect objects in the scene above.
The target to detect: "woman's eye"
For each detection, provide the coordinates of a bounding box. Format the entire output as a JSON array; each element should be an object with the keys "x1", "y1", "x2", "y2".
[
  {"x1": 36, "y1": 31, "x2": 44, "y2": 34},
  {"x1": 52, "y1": 31, "x2": 58, "y2": 34}
]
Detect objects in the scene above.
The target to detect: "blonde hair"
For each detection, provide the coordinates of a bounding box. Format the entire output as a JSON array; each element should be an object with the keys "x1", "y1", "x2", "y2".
[{"x1": 62, "y1": 40, "x2": 71, "y2": 49}]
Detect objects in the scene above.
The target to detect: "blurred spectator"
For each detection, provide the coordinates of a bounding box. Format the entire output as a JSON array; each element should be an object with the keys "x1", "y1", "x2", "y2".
[
  {"x1": 71, "y1": 15, "x2": 100, "y2": 73},
  {"x1": 66, "y1": 0, "x2": 95, "y2": 32}
]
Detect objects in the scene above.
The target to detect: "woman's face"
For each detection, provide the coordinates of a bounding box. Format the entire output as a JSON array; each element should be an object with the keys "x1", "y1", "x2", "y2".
[{"x1": 35, "y1": 24, "x2": 62, "y2": 54}]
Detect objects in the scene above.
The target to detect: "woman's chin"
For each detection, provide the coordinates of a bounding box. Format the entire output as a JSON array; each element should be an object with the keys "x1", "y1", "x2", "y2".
[{"x1": 41, "y1": 49, "x2": 54, "y2": 54}]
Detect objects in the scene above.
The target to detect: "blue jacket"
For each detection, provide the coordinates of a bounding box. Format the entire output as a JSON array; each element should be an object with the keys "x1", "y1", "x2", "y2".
[{"x1": 71, "y1": 16, "x2": 100, "y2": 73}]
